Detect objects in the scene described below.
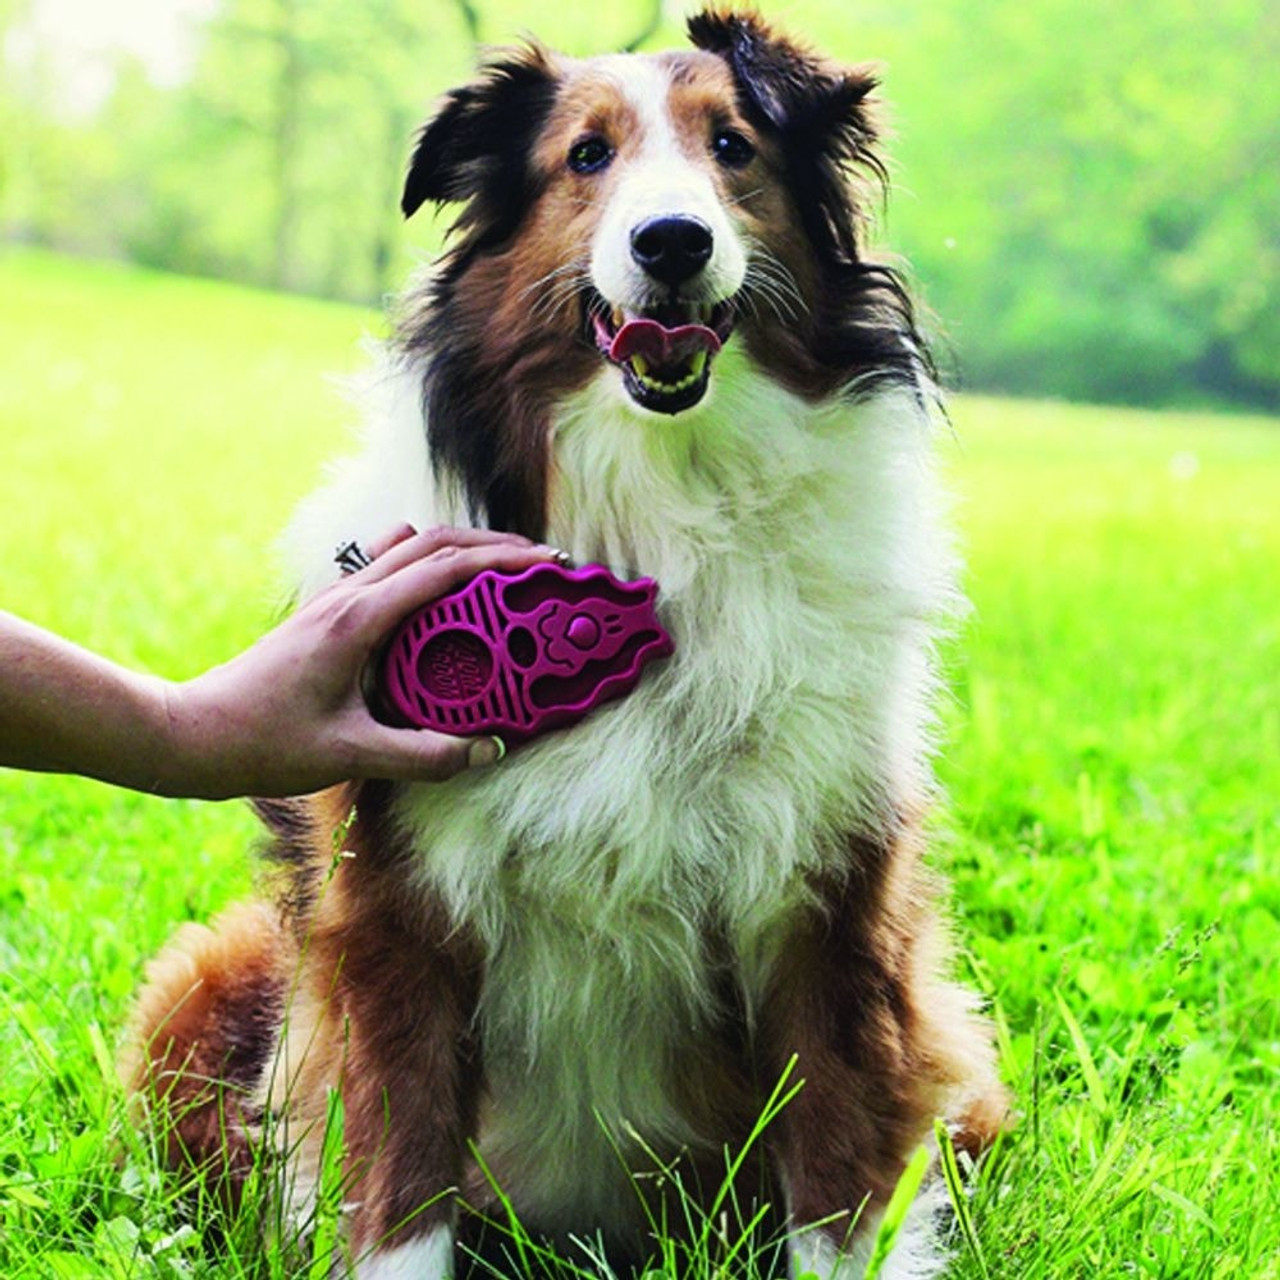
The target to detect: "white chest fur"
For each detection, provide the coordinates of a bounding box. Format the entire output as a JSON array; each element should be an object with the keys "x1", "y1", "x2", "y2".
[{"x1": 286, "y1": 350, "x2": 955, "y2": 1215}]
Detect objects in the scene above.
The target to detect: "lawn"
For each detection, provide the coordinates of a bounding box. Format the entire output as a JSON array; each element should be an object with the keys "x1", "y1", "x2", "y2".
[{"x1": 1, "y1": 248, "x2": 1277, "y2": 1278}]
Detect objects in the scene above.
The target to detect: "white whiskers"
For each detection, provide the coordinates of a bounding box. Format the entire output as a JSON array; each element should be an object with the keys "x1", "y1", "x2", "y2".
[
  {"x1": 519, "y1": 259, "x2": 593, "y2": 323},
  {"x1": 741, "y1": 243, "x2": 807, "y2": 324}
]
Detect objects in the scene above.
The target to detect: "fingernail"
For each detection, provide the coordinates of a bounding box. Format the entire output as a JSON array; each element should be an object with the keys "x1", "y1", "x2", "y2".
[
  {"x1": 467, "y1": 736, "x2": 506, "y2": 768},
  {"x1": 536, "y1": 546, "x2": 573, "y2": 566}
]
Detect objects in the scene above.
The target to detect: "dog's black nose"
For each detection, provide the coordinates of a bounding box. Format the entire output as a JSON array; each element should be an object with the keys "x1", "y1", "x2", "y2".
[{"x1": 630, "y1": 215, "x2": 713, "y2": 287}]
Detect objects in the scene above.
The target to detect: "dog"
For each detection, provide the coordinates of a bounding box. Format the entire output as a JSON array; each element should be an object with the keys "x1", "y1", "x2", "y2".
[{"x1": 123, "y1": 9, "x2": 1007, "y2": 1278}]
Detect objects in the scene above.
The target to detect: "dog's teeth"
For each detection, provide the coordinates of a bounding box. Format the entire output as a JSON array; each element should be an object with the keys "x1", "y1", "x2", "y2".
[
  {"x1": 612, "y1": 306, "x2": 625, "y2": 328},
  {"x1": 629, "y1": 352, "x2": 715, "y2": 395}
]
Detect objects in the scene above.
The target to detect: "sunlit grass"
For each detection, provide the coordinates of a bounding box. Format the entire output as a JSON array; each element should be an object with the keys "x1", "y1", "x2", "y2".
[
  {"x1": 934, "y1": 395, "x2": 1280, "y2": 1277},
  {"x1": 1, "y1": 248, "x2": 1276, "y2": 1277}
]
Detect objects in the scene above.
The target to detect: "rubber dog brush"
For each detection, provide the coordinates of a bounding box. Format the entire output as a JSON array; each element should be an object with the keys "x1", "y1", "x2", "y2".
[{"x1": 377, "y1": 562, "x2": 674, "y2": 743}]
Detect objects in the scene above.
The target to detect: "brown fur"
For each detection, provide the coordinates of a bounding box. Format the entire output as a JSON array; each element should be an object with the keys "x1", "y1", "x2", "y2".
[
  {"x1": 124, "y1": 798, "x2": 1004, "y2": 1261},
  {"x1": 279, "y1": 817, "x2": 485, "y2": 1252},
  {"x1": 761, "y1": 831, "x2": 1004, "y2": 1235},
  {"x1": 122, "y1": 900, "x2": 289, "y2": 1196}
]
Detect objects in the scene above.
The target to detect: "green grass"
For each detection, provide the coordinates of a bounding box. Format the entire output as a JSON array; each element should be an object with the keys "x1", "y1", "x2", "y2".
[
  {"x1": 1, "y1": 246, "x2": 1277, "y2": 1277},
  {"x1": 935, "y1": 395, "x2": 1280, "y2": 1276}
]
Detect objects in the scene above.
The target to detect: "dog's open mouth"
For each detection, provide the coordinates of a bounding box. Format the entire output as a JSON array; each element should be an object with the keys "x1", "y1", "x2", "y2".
[{"x1": 591, "y1": 297, "x2": 735, "y2": 415}]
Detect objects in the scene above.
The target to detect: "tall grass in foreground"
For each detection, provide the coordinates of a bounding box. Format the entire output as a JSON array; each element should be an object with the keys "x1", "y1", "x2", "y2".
[{"x1": 1, "y1": 249, "x2": 1277, "y2": 1276}]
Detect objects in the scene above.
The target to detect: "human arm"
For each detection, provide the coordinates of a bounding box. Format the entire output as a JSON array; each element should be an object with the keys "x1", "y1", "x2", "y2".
[{"x1": 0, "y1": 527, "x2": 559, "y2": 799}]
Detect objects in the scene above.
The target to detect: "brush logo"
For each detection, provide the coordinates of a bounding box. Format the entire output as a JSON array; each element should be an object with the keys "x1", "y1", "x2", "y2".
[
  {"x1": 539, "y1": 603, "x2": 627, "y2": 667},
  {"x1": 417, "y1": 631, "x2": 493, "y2": 701}
]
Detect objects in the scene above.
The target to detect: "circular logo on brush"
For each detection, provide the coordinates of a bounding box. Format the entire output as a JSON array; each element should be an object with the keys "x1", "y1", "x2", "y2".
[{"x1": 415, "y1": 630, "x2": 493, "y2": 702}]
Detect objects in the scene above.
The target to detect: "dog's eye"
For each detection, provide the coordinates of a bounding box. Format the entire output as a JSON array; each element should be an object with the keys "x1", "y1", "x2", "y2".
[
  {"x1": 567, "y1": 136, "x2": 613, "y2": 174},
  {"x1": 712, "y1": 128, "x2": 755, "y2": 169}
]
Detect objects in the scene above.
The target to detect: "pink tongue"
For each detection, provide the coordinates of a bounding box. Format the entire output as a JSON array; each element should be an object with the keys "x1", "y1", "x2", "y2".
[{"x1": 609, "y1": 319, "x2": 721, "y2": 366}]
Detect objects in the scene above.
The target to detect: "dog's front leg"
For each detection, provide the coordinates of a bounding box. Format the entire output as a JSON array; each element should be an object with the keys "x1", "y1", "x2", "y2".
[
  {"x1": 761, "y1": 858, "x2": 958, "y2": 1280},
  {"x1": 298, "y1": 875, "x2": 483, "y2": 1280},
  {"x1": 339, "y1": 981, "x2": 480, "y2": 1280},
  {"x1": 338, "y1": 930, "x2": 482, "y2": 1280}
]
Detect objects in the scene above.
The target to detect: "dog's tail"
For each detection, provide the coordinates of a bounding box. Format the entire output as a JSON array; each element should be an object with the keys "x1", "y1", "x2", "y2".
[{"x1": 120, "y1": 900, "x2": 290, "y2": 1198}]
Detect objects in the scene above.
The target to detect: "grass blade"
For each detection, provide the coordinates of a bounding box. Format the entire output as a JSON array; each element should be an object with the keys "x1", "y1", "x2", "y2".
[
  {"x1": 307, "y1": 1088, "x2": 347, "y2": 1280},
  {"x1": 935, "y1": 1121, "x2": 989, "y2": 1280},
  {"x1": 1054, "y1": 989, "x2": 1109, "y2": 1116},
  {"x1": 861, "y1": 1143, "x2": 930, "y2": 1280}
]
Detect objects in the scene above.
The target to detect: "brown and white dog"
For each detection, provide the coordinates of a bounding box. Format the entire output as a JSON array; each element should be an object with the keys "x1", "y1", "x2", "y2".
[{"x1": 124, "y1": 9, "x2": 1006, "y2": 1278}]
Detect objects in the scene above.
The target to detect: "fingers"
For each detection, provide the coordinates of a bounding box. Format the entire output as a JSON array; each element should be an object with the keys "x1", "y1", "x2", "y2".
[
  {"x1": 354, "y1": 525, "x2": 541, "y2": 586},
  {"x1": 313, "y1": 523, "x2": 565, "y2": 654},
  {"x1": 364, "y1": 522, "x2": 419, "y2": 561},
  {"x1": 355, "y1": 541, "x2": 564, "y2": 641},
  {"x1": 354, "y1": 725, "x2": 508, "y2": 783}
]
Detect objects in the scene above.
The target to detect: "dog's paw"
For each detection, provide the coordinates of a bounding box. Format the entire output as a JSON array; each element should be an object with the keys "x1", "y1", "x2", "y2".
[
  {"x1": 353, "y1": 1225, "x2": 455, "y2": 1280},
  {"x1": 787, "y1": 1196, "x2": 949, "y2": 1280}
]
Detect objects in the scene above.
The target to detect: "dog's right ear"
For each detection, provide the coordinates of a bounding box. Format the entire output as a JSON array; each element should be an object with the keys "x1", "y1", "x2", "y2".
[
  {"x1": 688, "y1": 9, "x2": 882, "y2": 266},
  {"x1": 402, "y1": 44, "x2": 559, "y2": 220}
]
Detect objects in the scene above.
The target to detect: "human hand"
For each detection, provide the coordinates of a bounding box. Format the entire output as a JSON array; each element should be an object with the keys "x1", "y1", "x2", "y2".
[{"x1": 161, "y1": 526, "x2": 564, "y2": 798}]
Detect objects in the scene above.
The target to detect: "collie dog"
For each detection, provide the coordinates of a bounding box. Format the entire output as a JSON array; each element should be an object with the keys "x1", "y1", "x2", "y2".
[{"x1": 124, "y1": 9, "x2": 1006, "y2": 1277}]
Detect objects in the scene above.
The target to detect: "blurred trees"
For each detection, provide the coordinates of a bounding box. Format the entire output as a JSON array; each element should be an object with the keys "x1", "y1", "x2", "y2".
[
  {"x1": 108, "y1": 0, "x2": 480, "y2": 299},
  {"x1": 882, "y1": 0, "x2": 1279, "y2": 408},
  {"x1": 1, "y1": 0, "x2": 1275, "y2": 410}
]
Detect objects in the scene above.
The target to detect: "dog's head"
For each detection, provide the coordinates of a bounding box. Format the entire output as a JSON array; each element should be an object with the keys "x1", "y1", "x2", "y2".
[
  {"x1": 403, "y1": 10, "x2": 887, "y2": 412},
  {"x1": 397, "y1": 10, "x2": 920, "y2": 536}
]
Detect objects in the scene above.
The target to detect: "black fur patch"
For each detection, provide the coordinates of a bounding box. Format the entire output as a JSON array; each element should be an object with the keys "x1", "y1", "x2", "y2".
[
  {"x1": 422, "y1": 347, "x2": 548, "y2": 539},
  {"x1": 402, "y1": 45, "x2": 559, "y2": 266},
  {"x1": 689, "y1": 9, "x2": 934, "y2": 393},
  {"x1": 253, "y1": 794, "x2": 329, "y2": 932},
  {"x1": 397, "y1": 46, "x2": 566, "y2": 538}
]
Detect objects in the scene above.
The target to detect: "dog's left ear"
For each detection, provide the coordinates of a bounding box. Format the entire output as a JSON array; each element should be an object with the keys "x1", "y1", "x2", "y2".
[
  {"x1": 688, "y1": 9, "x2": 882, "y2": 260},
  {"x1": 402, "y1": 43, "x2": 558, "y2": 222}
]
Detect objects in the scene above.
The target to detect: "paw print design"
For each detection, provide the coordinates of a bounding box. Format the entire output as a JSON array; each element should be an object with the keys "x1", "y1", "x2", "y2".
[{"x1": 537, "y1": 603, "x2": 629, "y2": 670}]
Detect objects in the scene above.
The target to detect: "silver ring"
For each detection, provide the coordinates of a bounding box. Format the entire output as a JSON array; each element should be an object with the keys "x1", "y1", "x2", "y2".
[{"x1": 334, "y1": 540, "x2": 373, "y2": 575}]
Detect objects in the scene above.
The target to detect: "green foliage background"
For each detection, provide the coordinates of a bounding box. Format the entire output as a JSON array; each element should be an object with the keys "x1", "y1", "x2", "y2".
[{"x1": 1, "y1": 0, "x2": 1276, "y2": 409}]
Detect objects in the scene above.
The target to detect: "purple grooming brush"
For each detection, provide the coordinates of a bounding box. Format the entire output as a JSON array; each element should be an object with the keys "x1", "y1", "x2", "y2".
[{"x1": 377, "y1": 562, "x2": 674, "y2": 743}]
